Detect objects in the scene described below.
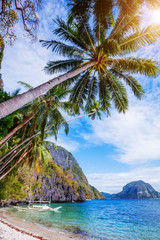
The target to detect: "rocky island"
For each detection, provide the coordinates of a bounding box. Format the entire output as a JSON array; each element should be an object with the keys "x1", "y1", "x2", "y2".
[
  {"x1": 0, "y1": 144, "x2": 105, "y2": 206},
  {"x1": 112, "y1": 180, "x2": 160, "y2": 199}
]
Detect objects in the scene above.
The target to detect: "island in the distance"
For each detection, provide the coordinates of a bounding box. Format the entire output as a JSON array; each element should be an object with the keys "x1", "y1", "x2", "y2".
[{"x1": 104, "y1": 180, "x2": 160, "y2": 199}]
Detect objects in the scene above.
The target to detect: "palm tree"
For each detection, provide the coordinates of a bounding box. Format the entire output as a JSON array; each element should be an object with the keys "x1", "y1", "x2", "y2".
[
  {"x1": 0, "y1": 98, "x2": 102, "y2": 180},
  {"x1": 0, "y1": 84, "x2": 74, "y2": 179},
  {"x1": 0, "y1": 1, "x2": 160, "y2": 119}
]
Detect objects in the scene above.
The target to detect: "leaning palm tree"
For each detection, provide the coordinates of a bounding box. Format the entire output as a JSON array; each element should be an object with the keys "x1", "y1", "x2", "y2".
[
  {"x1": 0, "y1": 98, "x2": 102, "y2": 180},
  {"x1": 0, "y1": 84, "x2": 73, "y2": 179},
  {"x1": 0, "y1": 2, "x2": 160, "y2": 118}
]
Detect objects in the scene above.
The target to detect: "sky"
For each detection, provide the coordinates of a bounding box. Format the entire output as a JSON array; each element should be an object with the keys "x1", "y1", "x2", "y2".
[{"x1": 2, "y1": 0, "x2": 160, "y2": 194}]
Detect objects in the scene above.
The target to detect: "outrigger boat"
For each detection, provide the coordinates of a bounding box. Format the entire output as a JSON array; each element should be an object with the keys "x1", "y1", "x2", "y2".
[{"x1": 14, "y1": 205, "x2": 62, "y2": 212}]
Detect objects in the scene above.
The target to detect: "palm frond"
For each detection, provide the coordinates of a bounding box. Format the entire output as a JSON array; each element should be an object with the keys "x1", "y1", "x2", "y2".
[
  {"x1": 11, "y1": 89, "x2": 21, "y2": 97},
  {"x1": 117, "y1": 0, "x2": 143, "y2": 16},
  {"x1": 94, "y1": 0, "x2": 114, "y2": 31},
  {"x1": 104, "y1": 71, "x2": 128, "y2": 113},
  {"x1": 40, "y1": 40, "x2": 83, "y2": 59},
  {"x1": 98, "y1": 74, "x2": 111, "y2": 111},
  {"x1": 111, "y1": 58, "x2": 159, "y2": 77},
  {"x1": 110, "y1": 69, "x2": 144, "y2": 99},
  {"x1": 53, "y1": 17, "x2": 91, "y2": 51},
  {"x1": 86, "y1": 75, "x2": 99, "y2": 106},
  {"x1": 67, "y1": 0, "x2": 92, "y2": 24},
  {"x1": 44, "y1": 59, "x2": 82, "y2": 75},
  {"x1": 70, "y1": 70, "x2": 93, "y2": 105},
  {"x1": 58, "y1": 75, "x2": 79, "y2": 88},
  {"x1": 109, "y1": 14, "x2": 140, "y2": 41},
  {"x1": 120, "y1": 25, "x2": 160, "y2": 53},
  {"x1": 101, "y1": 39, "x2": 121, "y2": 56},
  {"x1": 18, "y1": 81, "x2": 34, "y2": 90},
  {"x1": 142, "y1": 0, "x2": 160, "y2": 9}
]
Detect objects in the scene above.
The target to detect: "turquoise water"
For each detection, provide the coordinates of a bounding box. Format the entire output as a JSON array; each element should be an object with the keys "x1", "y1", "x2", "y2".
[{"x1": 8, "y1": 199, "x2": 160, "y2": 239}]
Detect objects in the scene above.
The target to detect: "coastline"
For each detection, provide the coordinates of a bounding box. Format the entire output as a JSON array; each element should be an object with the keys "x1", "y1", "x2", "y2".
[{"x1": 0, "y1": 208, "x2": 83, "y2": 240}]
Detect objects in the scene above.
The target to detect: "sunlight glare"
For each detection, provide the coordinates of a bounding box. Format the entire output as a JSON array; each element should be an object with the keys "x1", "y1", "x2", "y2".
[{"x1": 151, "y1": 10, "x2": 160, "y2": 24}]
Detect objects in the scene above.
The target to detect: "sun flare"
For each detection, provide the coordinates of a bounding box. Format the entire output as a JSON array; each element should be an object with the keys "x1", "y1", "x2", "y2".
[
  {"x1": 143, "y1": 9, "x2": 160, "y2": 26},
  {"x1": 152, "y1": 10, "x2": 160, "y2": 24}
]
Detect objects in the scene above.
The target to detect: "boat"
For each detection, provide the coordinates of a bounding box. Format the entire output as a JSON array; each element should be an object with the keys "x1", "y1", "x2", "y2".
[{"x1": 14, "y1": 205, "x2": 62, "y2": 212}]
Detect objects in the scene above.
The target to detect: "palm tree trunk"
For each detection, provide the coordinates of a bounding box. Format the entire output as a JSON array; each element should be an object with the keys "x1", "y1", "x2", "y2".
[
  {"x1": 0, "y1": 131, "x2": 39, "y2": 163},
  {"x1": 0, "y1": 113, "x2": 34, "y2": 146},
  {"x1": 0, "y1": 147, "x2": 33, "y2": 180},
  {"x1": 0, "y1": 141, "x2": 32, "y2": 173},
  {"x1": 0, "y1": 61, "x2": 96, "y2": 119},
  {"x1": 0, "y1": 112, "x2": 95, "y2": 179},
  {"x1": 0, "y1": 111, "x2": 95, "y2": 162}
]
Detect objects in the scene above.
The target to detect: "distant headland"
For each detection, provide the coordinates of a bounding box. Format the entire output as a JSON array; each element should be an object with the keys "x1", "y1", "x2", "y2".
[{"x1": 102, "y1": 180, "x2": 160, "y2": 199}]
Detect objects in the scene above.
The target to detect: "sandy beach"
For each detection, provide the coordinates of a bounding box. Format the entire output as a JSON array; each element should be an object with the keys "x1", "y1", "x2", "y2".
[{"x1": 0, "y1": 208, "x2": 81, "y2": 240}]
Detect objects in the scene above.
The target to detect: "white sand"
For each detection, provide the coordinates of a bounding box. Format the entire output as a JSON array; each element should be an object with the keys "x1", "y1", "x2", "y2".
[
  {"x1": 0, "y1": 219, "x2": 46, "y2": 240},
  {"x1": 0, "y1": 209, "x2": 81, "y2": 240}
]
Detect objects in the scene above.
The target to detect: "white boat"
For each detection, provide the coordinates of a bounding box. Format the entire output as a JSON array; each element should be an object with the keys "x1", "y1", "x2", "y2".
[{"x1": 14, "y1": 205, "x2": 62, "y2": 212}]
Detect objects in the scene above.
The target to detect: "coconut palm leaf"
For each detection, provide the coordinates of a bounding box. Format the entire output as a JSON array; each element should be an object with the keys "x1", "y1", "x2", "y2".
[
  {"x1": 86, "y1": 75, "x2": 99, "y2": 106},
  {"x1": 18, "y1": 81, "x2": 34, "y2": 90},
  {"x1": 117, "y1": 0, "x2": 160, "y2": 14},
  {"x1": 98, "y1": 74, "x2": 111, "y2": 111},
  {"x1": 110, "y1": 69, "x2": 144, "y2": 99},
  {"x1": 104, "y1": 71, "x2": 128, "y2": 113},
  {"x1": 101, "y1": 38, "x2": 121, "y2": 56},
  {"x1": 40, "y1": 40, "x2": 83, "y2": 59},
  {"x1": 44, "y1": 59, "x2": 82, "y2": 75},
  {"x1": 111, "y1": 58, "x2": 159, "y2": 77},
  {"x1": 69, "y1": 70, "x2": 94, "y2": 105},
  {"x1": 93, "y1": 0, "x2": 115, "y2": 32},
  {"x1": 120, "y1": 25, "x2": 160, "y2": 53},
  {"x1": 67, "y1": 0, "x2": 92, "y2": 24},
  {"x1": 53, "y1": 17, "x2": 92, "y2": 51},
  {"x1": 109, "y1": 14, "x2": 141, "y2": 42}
]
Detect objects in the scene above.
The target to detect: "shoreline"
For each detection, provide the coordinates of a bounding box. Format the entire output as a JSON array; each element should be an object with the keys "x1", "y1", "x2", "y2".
[{"x1": 0, "y1": 208, "x2": 83, "y2": 240}]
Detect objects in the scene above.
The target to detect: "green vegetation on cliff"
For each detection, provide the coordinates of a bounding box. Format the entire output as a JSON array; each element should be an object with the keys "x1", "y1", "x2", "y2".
[{"x1": 0, "y1": 144, "x2": 104, "y2": 202}]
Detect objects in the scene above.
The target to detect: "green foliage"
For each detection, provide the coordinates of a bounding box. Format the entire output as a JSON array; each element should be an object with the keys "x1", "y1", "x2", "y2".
[
  {"x1": 0, "y1": 90, "x2": 15, "y2": 137},
  {"x1": 42, "y1": 5, "x2": 160, "y2": 114},
  {"x1": 44, "y1": 59, "x2": 82, "y2": 75},
  {"x1": 0, "y1": 175, "x2": 27, "y2": 200},
  {"x1": 0, "y1": 144, "x2": 104, "y2": 201}
]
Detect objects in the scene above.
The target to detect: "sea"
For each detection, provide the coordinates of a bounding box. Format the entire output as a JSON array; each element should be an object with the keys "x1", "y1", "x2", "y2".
[{"x1": 5, "y1": 199, "x2": 160, "y2": 240}]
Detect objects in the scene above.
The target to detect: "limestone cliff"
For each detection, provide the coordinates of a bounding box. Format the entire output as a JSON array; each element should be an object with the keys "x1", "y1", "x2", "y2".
[{"x1": 0, "y1": 145, "x2": 105, "y2": 203}]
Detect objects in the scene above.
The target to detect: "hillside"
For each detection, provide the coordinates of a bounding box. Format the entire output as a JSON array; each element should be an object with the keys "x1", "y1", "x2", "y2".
[
  {"x1": 112, "y1": 180, "x2": 160, "y2": 199},
  {"x1": 101, "y1": 192, "x2": 115, "y2": 199},
  {"x1": 0, "y1": 145, "x2": 105, "y2": 204}
]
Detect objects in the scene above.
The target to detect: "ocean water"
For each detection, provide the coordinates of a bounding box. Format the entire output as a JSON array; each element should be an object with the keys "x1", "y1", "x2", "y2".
[{"x1": 6, "y1": 199, "x2": 160, "y2": 240}]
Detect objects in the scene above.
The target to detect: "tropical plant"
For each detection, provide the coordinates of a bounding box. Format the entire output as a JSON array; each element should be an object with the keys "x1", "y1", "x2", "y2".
[
  {"x1": 67, "y1": 0, "x2": 160, "y2": 31},
  {"x1": 0, "y1": 88, "x2": 22, "y2": 138},
  {"x1": 0, "y1": 95, "x2": 102, "y2": 180},
  {"x1": 0, "y1": 1, "x2": 160, "y2": 119}
]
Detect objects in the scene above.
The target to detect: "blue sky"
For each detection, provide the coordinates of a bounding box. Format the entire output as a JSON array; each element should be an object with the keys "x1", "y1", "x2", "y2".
[{"x1": 2, "y1": 0, "x2": 160, "y2": 193}]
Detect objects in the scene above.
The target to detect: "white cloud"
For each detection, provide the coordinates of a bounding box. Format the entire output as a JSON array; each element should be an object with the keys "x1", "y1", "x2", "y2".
[
  {"x1": 55, "y1": 138, "x2": 80, "y2": 152},
  {"x1": 47, "y1": 135, "x2": 80, "y2": 153},
  {"x1": 83, "y1": 95, "x2": 160, "y2": 165},
  {"x1": 87, "y1": 166, "x2": 160, "y2": 194}
]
